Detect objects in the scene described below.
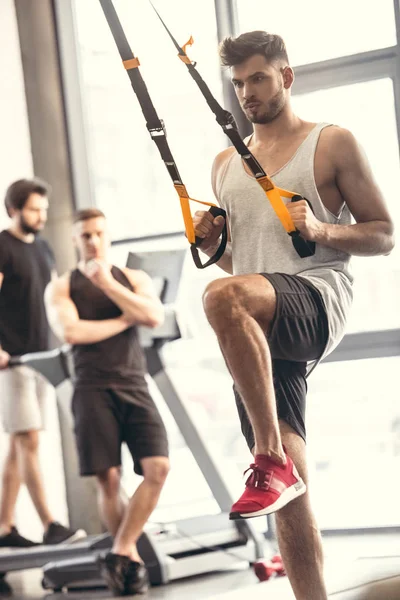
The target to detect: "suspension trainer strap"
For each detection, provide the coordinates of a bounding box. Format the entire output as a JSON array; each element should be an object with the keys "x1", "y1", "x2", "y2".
[
  {"x1": 149, "y1": 2, "x2": 315, "y2": 259},
  {"x1": 98, "y1": 0, "x2": 228, "y2": 268}
]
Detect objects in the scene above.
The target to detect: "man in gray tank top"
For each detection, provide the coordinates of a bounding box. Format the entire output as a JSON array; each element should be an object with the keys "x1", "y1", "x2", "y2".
[
  {"x1": 45, "y1": 209, "x2": 169, "y2": 596},
  {"x1": 193, "y1": 31, "x2": 394, "y2": 600}
]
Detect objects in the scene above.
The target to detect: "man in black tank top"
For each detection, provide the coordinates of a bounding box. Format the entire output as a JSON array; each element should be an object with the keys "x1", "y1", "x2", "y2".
[
  {"x1": 0, "y1": 179, "x2": 85, "y2": 557},
  {"x1": 45, "y1": 208, "x2": 169, "y2": 596}
]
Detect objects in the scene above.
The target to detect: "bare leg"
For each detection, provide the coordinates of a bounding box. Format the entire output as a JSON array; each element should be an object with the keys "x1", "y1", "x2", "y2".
[
  {"x1": 96, "y1": 467, "x2": 127, "y2": 537},
  {"x1": 275, "y1": 420, "x2": 327, "y2": 600},
  {"x1": 112, "y1": 457, "x2": 169, "y2": 562},
  {"x1": 15, "y1": 430, "x2": 54, "y2": 528},
  {"x1": 0, "y1": 436, "x2": 21, "y2": 534},
  {"x1": 203, "y1": 275, "x2": 284, "y2": 463}
]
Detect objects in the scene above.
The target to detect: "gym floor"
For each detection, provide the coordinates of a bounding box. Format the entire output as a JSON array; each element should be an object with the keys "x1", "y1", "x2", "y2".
[
  {"x1": 3, "y1": 532, "x2": 400, "y2": 599},
  {"x1": 5, "y1": 565, "x2": 258, "y2": 599}
]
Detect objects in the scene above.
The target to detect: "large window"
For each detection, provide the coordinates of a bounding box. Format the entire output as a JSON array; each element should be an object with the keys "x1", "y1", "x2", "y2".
[
  {"x1": 307, "y1": 356, "x2": 400, "y2": 529},
  {"x1": 292, "y1": 78, "x2": 400, "y2": 333},
  {"x1": 236, "y1": 0, "x2": 397, "y2": 66},
  {"x1": 72, "y1": 0, "x2": 225, "y2": 241},
  {"x1": 66, "y1": 0, "x2": 400, "y2": 533}
]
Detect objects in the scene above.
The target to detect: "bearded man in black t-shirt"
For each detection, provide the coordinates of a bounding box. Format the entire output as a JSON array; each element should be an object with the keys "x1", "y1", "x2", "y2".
[{"x1": 0, "y1": 178, "x2": 85, "y2": 549}]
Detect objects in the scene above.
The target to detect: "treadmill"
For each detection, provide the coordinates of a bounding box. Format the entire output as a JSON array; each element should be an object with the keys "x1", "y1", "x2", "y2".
[
  {"x1": 0, "y1": 347, "x2": 114, "y2": 581},
  {"x1": 41, "y1": 248, "x2": 266, "y2": 592}
]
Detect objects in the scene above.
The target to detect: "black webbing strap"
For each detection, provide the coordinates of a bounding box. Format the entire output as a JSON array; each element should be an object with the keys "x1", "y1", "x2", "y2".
[
  {"x1": 98, "y1": 0, "x2": 227, "y2": 268},
  {"x1": 149, "y1": 1, "x2": 315, "y2": 259}
]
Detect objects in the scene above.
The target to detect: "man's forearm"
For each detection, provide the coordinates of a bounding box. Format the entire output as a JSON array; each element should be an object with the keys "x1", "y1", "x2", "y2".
[
  {"x1": 203, "y1": 241, "x2": 233, "y2": 274},
  {"x1": 64, "y1": 317, "x2": 129, "y2": 345},
  {"x1": 315, "y1": 220, "x2": 395, "y2": 256},
  {"x1": 100, "y1": 280, "x2": 163, "y2": 327}
]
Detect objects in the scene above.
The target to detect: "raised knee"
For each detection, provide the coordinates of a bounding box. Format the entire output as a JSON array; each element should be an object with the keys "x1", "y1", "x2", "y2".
[
  {"x1": 202, "y1": 279, "x2": 241, "y2": 322},
  {"x1": 97, "y1": 467, "x2": 121, "y2": 498},
  {"x1": 142, "y1": 457, "x2": 170, "y2": 487},
  {"x1": 14, "y1": 430, "x2": 39, "y2": 453}
]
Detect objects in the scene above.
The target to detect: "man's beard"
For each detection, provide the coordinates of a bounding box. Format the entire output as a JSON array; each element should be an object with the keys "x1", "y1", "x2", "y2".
[
  {"x1": 20, "y1": 215, "x2": 42, "y2": 235},
  {"x1": 247, "y1": 87, "x2": 286, "y2": 125}
]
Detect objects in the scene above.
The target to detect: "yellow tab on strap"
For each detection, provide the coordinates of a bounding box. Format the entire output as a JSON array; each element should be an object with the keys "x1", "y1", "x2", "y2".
[
  {"x1": 182, "y1": 35, "x2": 194, "y2": 54},
  {"x1": 277, "y1": 187, "x2": 298, "y2": 199},
  {"x1": 265, "y1": 188, "x2": 295, "y2": 232},
  {"x1": 256, "y1": 176, "x2": 296, "y2": 232},
  {"x1": 123, "y1": 57, "x2": 140, "y2": 70},
  {"x1": 174, "y1": 184, "x2": 219, "y2": 244},
  {"x1": 190, "y1": 198, "x2": 217, "y2": 209},
  {"x1": 174, "y1": 184, "x2": 195, "y2": 243},
  {"x1": 178, "y1": 36, "x2": 194, "y2": 64}
]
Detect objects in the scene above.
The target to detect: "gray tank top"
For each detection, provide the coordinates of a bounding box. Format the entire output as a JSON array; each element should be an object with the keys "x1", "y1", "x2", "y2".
[{"x1": 217, "y1": 122, "x2": 353, "y2": 358}]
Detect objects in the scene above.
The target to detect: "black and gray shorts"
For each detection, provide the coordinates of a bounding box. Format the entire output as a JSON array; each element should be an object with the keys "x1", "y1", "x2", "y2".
[{"x1": 234, "y1": 272, "x2": 329, "y2": 449}]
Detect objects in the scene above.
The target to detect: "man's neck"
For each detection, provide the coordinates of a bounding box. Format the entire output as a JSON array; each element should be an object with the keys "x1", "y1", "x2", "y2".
[
  {"x1": 250, "y1": 109, "x2": 303, "y2": 148},
  {"x1": 7, "y1": 225, "x2": 35, "y2": 243}
]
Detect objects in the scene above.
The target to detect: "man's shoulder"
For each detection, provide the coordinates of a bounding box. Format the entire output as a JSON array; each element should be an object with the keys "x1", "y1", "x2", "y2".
[
  {"x1": 318, "y1": 125, "x2": 356, "y2": 148},
  {"x1": 213, "y1": 146, "x2": 236, "y2": 171},
  {"x1": 46, "y1": 271, "x2": 71, "y2": 297},
  {"x1": 56, "y1": 271, "x2": 71, "y2": 286},
  {"x1": 0, "y1": 229, "x2": 12, "y2": 246},
  {"x1": 0, "y1": 231, "x2": 10, "y2": 273},
  {"x1": 317, "y1": 125, "x2": 360, "y2": 169},
  {"x1": 0, "y1": 230, "x2": 18, "y2": 267}
]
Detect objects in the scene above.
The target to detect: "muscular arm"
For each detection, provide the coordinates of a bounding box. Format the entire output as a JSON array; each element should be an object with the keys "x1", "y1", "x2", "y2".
[
  {"x1": 202, "y1": 241, "x2": 233, "y2": 274},
  {"x1": 100, "y1": 268, "x2": 164, "y2": 328},
  {"x1": 315, "y1": 129, "x2": 395, "y2": 256},
  {"x1": 44, "y1": 275, "x2": 131, "y2": 345}
]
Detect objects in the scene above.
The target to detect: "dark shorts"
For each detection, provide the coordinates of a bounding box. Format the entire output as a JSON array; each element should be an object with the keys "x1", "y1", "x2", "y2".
[
  {"x1": 72, "y1": 385, "x2": 169, "y2": 477},
  {"x1": 234, "y1": 272, "x2": 329, "y2": 448}
]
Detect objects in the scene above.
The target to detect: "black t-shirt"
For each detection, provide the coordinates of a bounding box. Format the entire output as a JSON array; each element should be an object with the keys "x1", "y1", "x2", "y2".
[{"x1": 0, "y1": 230, "x2": 56, "y2": 355}]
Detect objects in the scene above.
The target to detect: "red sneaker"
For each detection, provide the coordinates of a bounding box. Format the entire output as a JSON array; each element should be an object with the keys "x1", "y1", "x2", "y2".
[{"x1": 229, "y1": 451, "x2": 306, "y2": 519}]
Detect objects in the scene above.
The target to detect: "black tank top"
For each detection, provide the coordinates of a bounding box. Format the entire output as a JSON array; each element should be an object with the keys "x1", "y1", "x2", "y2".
[{"x1": 69, "y1": 266, "x2": 147, "y2": 388}]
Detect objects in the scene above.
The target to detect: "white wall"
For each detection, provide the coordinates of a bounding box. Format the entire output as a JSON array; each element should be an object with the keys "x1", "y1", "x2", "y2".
[{"x1": 0, "y1": 0, "x2": 69, "y2": 540}]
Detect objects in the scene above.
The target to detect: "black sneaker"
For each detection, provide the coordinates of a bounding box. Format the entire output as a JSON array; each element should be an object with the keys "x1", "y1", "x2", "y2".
[
  {"x1": 0, "y1": 572, "x2": 12, "y2": 596},
  {"x1": 0, "y1": 526, "x2": 39, "y2": 548},
  {"x1": 98, "y1": 552, "x2": 149, "y2": 596},
  {"x1": 43, "y1": 522, "x2": 87, "y2": 545}
]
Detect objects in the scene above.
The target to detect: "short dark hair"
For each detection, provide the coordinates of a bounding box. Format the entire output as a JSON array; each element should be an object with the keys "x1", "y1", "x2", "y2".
[
  {"x1": 4, "y1": 177, "x2": 50, "y2": 217},
  {"x1": 219, "y1": 31, "x2": 289, "y2": 67},
  {"x1": 73, "y1": 208, "x2": 106, "y2": 223}
]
